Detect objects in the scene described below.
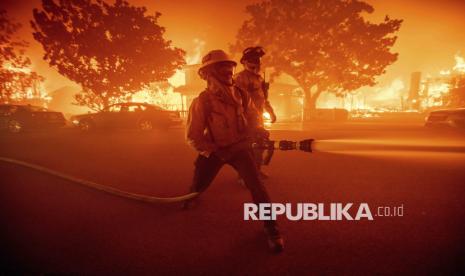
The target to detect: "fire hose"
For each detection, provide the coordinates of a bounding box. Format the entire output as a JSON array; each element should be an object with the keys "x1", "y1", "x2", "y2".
[
  {"x1": 0, "y1": 139, "x2": 314, "y2": 204},
  {"x1": 0, "y1": 156, "x2": 199, "y2": 203}
]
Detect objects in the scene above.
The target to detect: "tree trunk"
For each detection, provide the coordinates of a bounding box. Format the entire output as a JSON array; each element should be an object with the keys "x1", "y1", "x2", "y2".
[{"x1": 302, "y1": 88, "x2": 322, "y2": 121}]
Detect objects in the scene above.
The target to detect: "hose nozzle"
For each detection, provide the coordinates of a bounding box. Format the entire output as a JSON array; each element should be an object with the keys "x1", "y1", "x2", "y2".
[
  {"x1": 261, "y1": 139, "x2": 314, "y2": 152},
  {"x1": 299, "y1": 139, "x2": 314, "y2": 152}
]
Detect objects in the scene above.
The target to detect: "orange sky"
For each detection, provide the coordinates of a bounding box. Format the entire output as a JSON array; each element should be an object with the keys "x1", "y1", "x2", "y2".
[{"x1": 1, "y1": 0, "x2": 465, "y2": 93}]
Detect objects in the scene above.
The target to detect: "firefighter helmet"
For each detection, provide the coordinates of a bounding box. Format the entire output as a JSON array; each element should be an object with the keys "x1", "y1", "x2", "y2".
[
  {"x1": 198, "y1": 50, "x2": 236, "y2": 71},
  {"x1": 240, "y1": 46, "x2": 266, "y2": 64}
]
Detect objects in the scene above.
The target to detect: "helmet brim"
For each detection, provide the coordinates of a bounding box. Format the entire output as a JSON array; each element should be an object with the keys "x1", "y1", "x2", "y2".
[
  {"x1": 198, "y1": 60, "x2": 237, "y2": 77},
  {"x1": 200, "y1": 59, "x2": 236, "y2": 70}
]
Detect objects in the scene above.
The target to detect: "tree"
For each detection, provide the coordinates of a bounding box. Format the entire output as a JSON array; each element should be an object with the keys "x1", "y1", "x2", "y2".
[
  {"x1": 31, "y1": 0, "x2": 185, "y2": 110},
  {"x1": 0, "y1": 9, "x2": 43, "y2": 104},
  {"x1": 231, "y1": 0, "x2": 402, "y2": 113}
]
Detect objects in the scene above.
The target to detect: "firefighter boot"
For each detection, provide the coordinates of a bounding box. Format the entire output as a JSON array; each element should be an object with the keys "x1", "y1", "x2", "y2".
[{"x1": 264, "y1": 225, "x2": 284, "y2": 253}]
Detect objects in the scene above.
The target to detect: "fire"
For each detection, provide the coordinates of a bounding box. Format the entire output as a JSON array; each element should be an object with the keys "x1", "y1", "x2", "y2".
[
  {"x1": 372, "y1": 79, "x2": 405, "y2": 103},
  {"x1": 439, "y1": 70, "x2": 451, "y2": 76},
  {"x1": 132, "y1": 85, "x2": 185, "y2": 112},
  {"x1": 3, "y1": 63, "x2": 31, "y2": 73},
  {"x1": 186, "y1": 38, "x2": 206, "y2": 65},
  {"x1": 420, "y1": 53, "x2": 465, "y2": 109},
  {"x1": 2, "y1": 63, "x2": 50, "y2": 106},
  {"x1": 263, "y1": 112, "x2": 272, "y2": 127},
  {"x1": 317, "y1": 79, "x2": 404, "y2": 112},
  {"x1": 168, "y1": 70, "x2": 186, "y2": 87},
  {"x1": 346, "y1": 53, "x2": 465, "y2": 113},
  {"x1": 453, "y1": 54, "x2": 465, "y2": 73}
]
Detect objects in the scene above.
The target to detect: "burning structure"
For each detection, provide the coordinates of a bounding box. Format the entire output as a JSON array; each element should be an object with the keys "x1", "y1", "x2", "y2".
[
  {"x1": 411, "y1": 54, "x2": 465, "y2": 111},
  {"x1": 0, "y1": 65, "x2": 50, "y2": 106}
]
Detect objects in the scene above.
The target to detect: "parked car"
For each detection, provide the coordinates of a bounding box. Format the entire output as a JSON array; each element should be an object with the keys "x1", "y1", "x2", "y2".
[
  {"x1": 70, "y1": 103, "x2": 182, "y2": 132},
  {"x1": 425, "y1": 108, "x2": 465, "y2": 128},
  {"x1": 0, "y1": 104, "x2": 66, "y2": 133}
]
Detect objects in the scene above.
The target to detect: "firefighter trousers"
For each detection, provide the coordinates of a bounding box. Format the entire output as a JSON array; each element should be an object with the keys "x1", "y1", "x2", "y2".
[{"x1": 190, "y1": 149, "x2": 275, "y2": 228}]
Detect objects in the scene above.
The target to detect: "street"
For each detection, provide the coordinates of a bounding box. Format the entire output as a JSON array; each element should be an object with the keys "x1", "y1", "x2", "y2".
[{"x1": 1, "y1": 122, "x2": 465, "y2": 274}]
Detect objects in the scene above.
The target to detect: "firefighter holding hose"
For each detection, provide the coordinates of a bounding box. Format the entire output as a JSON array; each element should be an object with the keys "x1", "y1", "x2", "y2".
[{"x1": 184, "y1": 49, "x2": 284, "y2": 253}]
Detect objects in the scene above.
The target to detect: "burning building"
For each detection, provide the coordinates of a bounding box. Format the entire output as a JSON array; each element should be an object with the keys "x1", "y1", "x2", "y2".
[
  {"x1": 173, "y1": 64, "x2": 203, "y2": 117},
  {"x1": 415, "y1": 54, "x2": 465, "y2": 111},
  {"x1": 0, "y1": 64, "x2": 50, "y2": 106}
]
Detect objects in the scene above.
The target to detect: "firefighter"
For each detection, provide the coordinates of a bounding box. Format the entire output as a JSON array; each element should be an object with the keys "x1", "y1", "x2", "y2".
[
  {"x1": 234, "y1": 46, "x2": 277, "y2": 180},
  {"x1": 184, "y1": 49, "x2": 284, "y2": 253}
]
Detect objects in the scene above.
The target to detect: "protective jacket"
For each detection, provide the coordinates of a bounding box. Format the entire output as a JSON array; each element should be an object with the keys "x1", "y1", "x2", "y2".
[
  {"x1": 186, "y1": 85, "x2": 260, "y2": 157},
  {"x1": 234, "y1": 70, "x2": 274, "y2": 122}
]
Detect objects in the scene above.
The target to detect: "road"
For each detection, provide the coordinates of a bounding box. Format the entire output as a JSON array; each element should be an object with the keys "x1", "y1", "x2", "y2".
[{"x1": 1, "y1": 122, "x2": 465, "y2": 275}]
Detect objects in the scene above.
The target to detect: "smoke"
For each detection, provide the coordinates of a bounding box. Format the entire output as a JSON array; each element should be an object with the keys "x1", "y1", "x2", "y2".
[{"x1": 186, "y1": 38, "x2": 206, "y2": 65}]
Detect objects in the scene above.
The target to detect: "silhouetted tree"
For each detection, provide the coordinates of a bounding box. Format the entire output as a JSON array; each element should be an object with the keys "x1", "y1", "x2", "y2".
[
  {"x1": 232, "y1": 0, "x2": 402, "y2": 113},
  {"x1": 31, "y1": 0, "x2": 185, "y2": 110},
  {"x1": 0, "y1": 9, "x2": 43, "y2": 104}
]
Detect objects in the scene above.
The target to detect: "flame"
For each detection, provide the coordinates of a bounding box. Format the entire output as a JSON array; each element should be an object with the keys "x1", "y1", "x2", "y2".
[
  {"x1": 373, "y1": 79, "x2": 405, "y2": 102},
  {"x1": 263, "y1": 112, "x2": 271, "y2": 120},
  {"x1": 439, "y1": 70, "x2": 451, "y2": 76},
  {"x1": 3, "y1": 63, "x2": 50, "y2": 105},
  {"x1": 341, "y1": 53, "x2": 465, "y2": 112},
  {"x1": 3, "y1": 63, "x2": 31, "y2": 73},
  {"x1": 317, "y1": 79, "x2": 404, "y2": 111},
  {"x1": 132, "y1": 85, "x2": 184, "y2": 111},
  {"x1": 263, "y1": 112, "x2": 272, "y2": 127},
  {"x1": 168, "y1": 70, "x2": 186, "y2": 87},
  {"x1": 186, "y1": 38, "x2": 206, "y2": 65},
  {"x1": 421, "y1": 53, "x2": 465, "y2": 108},
  {"x1": 453, "y1": 54, "x2": 465, "y2": 73}
]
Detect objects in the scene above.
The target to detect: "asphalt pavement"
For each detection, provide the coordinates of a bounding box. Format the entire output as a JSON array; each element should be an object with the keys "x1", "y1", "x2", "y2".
[{"x1": 1, "y1": 122, "x2": 464, "y2": 275}]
